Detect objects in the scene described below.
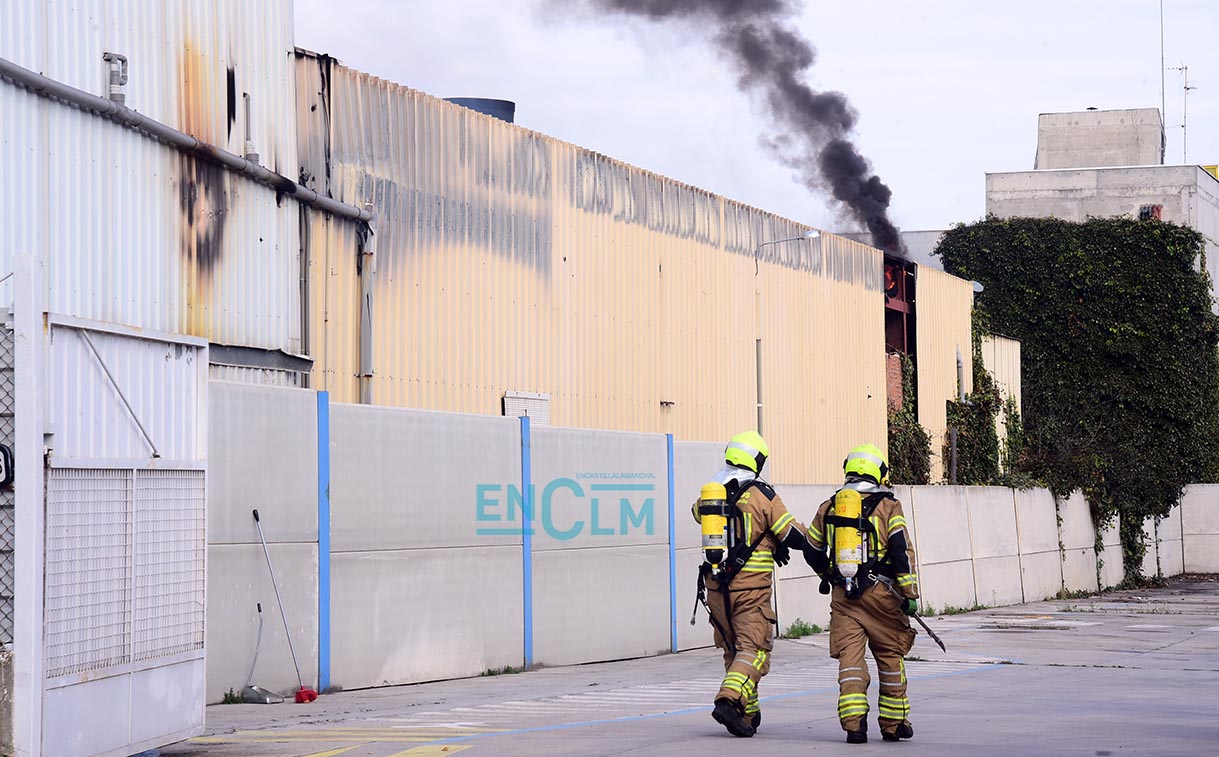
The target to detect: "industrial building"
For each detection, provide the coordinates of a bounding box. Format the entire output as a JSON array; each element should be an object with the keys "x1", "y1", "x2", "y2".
[
  {"x1": 0, "y1": 2, "x2": 981, "y2": 754},
  {"x1": 987, "y1": 108, "x2": 1219, "y2": 292}
]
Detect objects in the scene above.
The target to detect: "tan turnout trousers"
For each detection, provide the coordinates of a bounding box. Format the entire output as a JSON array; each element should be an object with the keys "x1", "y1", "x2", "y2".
[
  {"x1": 695, "y1": 482, "x2": 807, "y2": 719},
  {"x1": 809, "y1": 491, "x2": 920, "y2": 736},
  {"x1": 829, "y1": 583, "x2": 916, "y2": 734},
  {"x1": 706, "y1": 584, "x2": 773, "y2": 718}
]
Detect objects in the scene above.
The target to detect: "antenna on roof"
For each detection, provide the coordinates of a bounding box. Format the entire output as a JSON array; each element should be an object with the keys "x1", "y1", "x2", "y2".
[{"x1": 1168, "y1": 63, "x2": 1198, "y2": 164}]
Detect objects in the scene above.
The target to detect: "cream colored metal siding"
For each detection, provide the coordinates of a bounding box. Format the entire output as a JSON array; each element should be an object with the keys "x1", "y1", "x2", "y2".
[
  {"x1": 1, "y1": 1, "x2": 305, "y2": 351},
  {"x1": 760, "y1": 234, "x2": 887, "y2": 483},
  {"x1": 981, "y1": 334, "x2": 1021, "y2": 413},
  {"x1": 915, "y1": 265, "x2": 975, "y2": 481},
  {"x1": 981, "y1": 333, "x2": 1022, "y2": 454},
  {"x1": 296, "y1": 56, "x2": 887, "y2": 483}
]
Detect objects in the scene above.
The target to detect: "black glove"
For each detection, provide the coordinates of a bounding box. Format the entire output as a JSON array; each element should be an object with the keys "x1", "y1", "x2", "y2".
[
  {"x1": 818, "y1": 577, "x2": 831, "y2": 595},
  {"x1": 803, "y1": 545, "x2": 824, "y2": 569},
  {"x1": 773, "y1": 542, "x2": 791, "y2": 567},
  {"x1": 903, "y1": 598, "x2": 918, "y2": 616}
]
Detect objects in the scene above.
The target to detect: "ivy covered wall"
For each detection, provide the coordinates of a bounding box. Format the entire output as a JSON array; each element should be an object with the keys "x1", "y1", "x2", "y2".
[{"x1": 935, "y1": 216, "x2": 1219, "y2": 581}]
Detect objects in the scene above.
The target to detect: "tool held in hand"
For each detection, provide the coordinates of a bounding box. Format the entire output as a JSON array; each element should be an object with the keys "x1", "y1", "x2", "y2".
[
  {"x1": 253, "y1": 508, "x2": 319, "y2": 703},
  {"x1": 875, "y1": 573, "x2": 947, "y2": 652}
]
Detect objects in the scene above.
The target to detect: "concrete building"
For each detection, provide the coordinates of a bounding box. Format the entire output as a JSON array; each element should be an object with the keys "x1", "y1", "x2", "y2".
[
  {"x1": 1034, "y1": 108, "x2": 1164, "y2": 169},
  {"x1": 986, "y1": 108, "x2": 1219, "y2": 289}
]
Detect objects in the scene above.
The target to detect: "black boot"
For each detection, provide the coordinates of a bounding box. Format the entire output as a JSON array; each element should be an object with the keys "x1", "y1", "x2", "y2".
[
  {"x1": 846, "y1": 720, "x2": 868, "y2": 744},
  {"x1": 751, "y1": 710, "x2": 761, "y2": 731},
  {"x1": 882, "y1": 722, "x2": 914, "y2": 742},
  {"x1": 712, "y1": 698, "x2": 755, "y2": 738}
]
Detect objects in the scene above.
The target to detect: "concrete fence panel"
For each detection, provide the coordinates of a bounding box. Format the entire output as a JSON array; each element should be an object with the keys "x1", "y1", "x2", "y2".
[
  {"x1": 966, "y1": 487, "x2": 1022, "y2": 608},
  {"x1": 1159, "y1": 505, "x2": 1184, "y2": 577},
  {"x1": 777, "y1": 575, "x2": 831, "y2": 632},
  {"x1": 1014, "y1": 488, "x2": 1063, "y2": 601},
  {"x1": 329, "y1": 405, "x2": 522, "y2": 551},
  {"x1": 1057, "y1": 492, "x2": 1100, "y2": 593},
  {"x1": 208, "y1": 383, "x2": 318, "y2": 545},
  {"x1": 530, "y1": 428, "x2": 669, "y2": 551},
  {"x1": 909, "y1": 487, "x2": 976, "y2": 611},
  {"x1": 672, "y1": 441, "x2": 723, "y2": 551},
  {"x1": 676, "y1": 547, "x2": 715, "y2": 651},
  {"x1": 329, "y1": 546, "x2": 524, "y2": 689},
  {"x1": 1098, "y1": 519, "x2": 1123, "y2": 589},
  {"x1": 206, "y1": 543, "x2": 318, "y2": 703},
  {"x1": 1182, "y1": 485, "x2": 1219, "y2": 572},
  {"x1": 532, "y1": 545, "x2": 670, "y2": 667},
  {"x1": 1140, "y1": 517, "x2": 1159, "y2": 579}
]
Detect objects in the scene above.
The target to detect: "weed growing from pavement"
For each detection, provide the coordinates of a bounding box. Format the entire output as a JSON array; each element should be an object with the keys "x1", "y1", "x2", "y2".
[
  {"x1": 481, "y1": 665, "x2": 523, "y2": 676},
  {"x1": 221, "y1": 688, "x2": 242, "y2": 704},
  {"x1": 781, "y1": 618, "x2": 823, "y2": 638},
  {"x1": 939, "y1": 603, "x2": 988, "y2": 615},
  {"x1": 1055, "y1": 587, "x2": 1096, "y2": 600}
]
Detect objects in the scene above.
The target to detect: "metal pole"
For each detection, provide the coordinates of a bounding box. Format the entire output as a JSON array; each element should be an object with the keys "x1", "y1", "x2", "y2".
[
  {"x1": 358, "y1": 206, "x2": 377, "y2": 404},
  {"x1": 0, "y1": 55, "x2": 371, "y2": 226},
  {"x1": 755, "y1": 337, "x2": 763, "y2": 435},
  {"x1": 1160, "y1": 0, "x2": 1166, "y2": 163},
  {"x1": 78, "y1": 329, "x2": 160, "y2": 458}
]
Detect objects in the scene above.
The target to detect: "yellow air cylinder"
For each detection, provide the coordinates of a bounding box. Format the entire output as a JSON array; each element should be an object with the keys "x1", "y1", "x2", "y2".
[
  {"x1": 834, "y1": 488, "x2": 865, "y2": 584},
  {"x1": 699, "y1": 482, "x2": 730, "y2": 566}
]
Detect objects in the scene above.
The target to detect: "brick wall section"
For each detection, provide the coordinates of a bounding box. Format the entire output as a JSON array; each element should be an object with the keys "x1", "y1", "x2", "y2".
[{"x1": 886, "y1": 352, "x2": 904, "y2": 412}]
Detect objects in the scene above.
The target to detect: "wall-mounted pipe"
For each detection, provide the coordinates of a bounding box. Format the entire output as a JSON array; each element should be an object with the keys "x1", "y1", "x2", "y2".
[
  {"x1": 358, "y1": 205, "x2": 377, "y2": 404},
  {"x1": 0, "y1": 54, "x2": 372, "y2": 226},
  {"x1": 101, "y1": 51, "x2": 127, "y2": 105}
]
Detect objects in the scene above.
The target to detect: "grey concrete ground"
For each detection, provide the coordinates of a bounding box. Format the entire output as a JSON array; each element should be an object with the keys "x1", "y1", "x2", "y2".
[{"x1": 163, "y1": 576, "x2": 1219, "y2": 757}]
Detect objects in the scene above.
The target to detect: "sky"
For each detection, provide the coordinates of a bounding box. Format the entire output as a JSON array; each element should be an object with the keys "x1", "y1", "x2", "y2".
[{"x1": 294, "y1": 0, "x2": 1218, "y2": 235}]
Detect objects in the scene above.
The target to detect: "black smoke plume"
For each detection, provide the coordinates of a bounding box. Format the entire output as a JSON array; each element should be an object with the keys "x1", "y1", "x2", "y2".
[{"x1": 575, "y1": 0, "x2": 904, "y2": 253}]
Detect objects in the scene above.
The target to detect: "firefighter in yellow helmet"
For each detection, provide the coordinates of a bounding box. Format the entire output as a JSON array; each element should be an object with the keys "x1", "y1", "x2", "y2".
[
  {"x1": 691, "y1": 431, "x2": 819, "y2": 737},
  {"x1": 805, "y1": 443, "x2": 919, "y2": 744}
]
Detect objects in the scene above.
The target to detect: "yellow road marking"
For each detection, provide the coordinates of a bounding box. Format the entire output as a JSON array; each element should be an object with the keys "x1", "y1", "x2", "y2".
[
  {"x1": 299, "y1": 748, "x2": 360, "y2": 757},
  {"x1": 191, "y1": 736, "x2": 460, "y2": 743}
]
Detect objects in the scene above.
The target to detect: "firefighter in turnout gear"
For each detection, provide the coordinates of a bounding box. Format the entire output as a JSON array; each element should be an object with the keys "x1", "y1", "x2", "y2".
[
  {"x1": 691, "y1": 431, "x2": 819, "y2": 738},
  {"x1": 805, "y1": 444, "x2": 920, "y2": 744}
]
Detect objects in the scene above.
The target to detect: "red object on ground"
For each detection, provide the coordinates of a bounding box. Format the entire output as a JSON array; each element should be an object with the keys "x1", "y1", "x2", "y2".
[{"x1": 295, "y1": 686, "x2": 318, "y2": 703}]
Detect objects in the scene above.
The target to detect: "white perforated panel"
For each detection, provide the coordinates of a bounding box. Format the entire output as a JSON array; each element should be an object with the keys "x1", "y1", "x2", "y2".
[
  {"x1": 44, "y1": 468, "x2": 205, "y2": 679},
  {"x1": 134, "y1": 469, "x2": 205, "y2": 661},
  {"x1": 45, "y1": 469, "x2": 133, "y2": 678}
]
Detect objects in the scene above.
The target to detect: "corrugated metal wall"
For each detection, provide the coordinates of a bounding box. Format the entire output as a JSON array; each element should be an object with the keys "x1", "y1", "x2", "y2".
[
  {"x1": 46, "y1": 322, "x2": 207, "y2": 463},
  {"x1": 295, "y1": 55, "x2": 894, "y2": 483},
  {"x1": 915, "y1": 264, "x2": 975, "y2": 481},
  {"x1": 981, "y1": 333, "x2": 1022, "y2": 456},
  {"x1": 0, "y1": 0, "x2": 307, "y2": 351}
]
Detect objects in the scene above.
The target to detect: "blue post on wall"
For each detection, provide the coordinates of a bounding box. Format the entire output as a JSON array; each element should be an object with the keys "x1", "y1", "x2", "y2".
[
  {"x1": 667, "y1": 434, "x2": 677, "y2": 653},
  {"x1": 521, "y1": 415, "x2": 534, "y2": 667},
  {"x1": 317, "y1": 391, "x2": 331, "y2": 692}
]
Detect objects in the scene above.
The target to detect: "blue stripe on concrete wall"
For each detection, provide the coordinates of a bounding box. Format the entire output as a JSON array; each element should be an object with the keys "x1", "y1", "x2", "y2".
[
  {"x1": 667, "y1": 434, "x2": 677, "y2": 653},
  {"x1": 521, "y1": 415, "x2": 534, "y2": 667},
  {"x1": 317, "y1": 390, "x2": 331, "y2": 691}
]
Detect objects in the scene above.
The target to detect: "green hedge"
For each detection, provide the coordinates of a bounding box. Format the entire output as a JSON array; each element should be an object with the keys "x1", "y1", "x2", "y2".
[{"x1": 935, "y1": 216, "x2": 1219, "y2": 581}]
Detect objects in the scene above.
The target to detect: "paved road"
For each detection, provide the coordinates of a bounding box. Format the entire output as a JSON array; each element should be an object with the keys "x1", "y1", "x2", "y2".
[{"x1": 163, "y1": 576, "x2": 1219, "y2": 756}]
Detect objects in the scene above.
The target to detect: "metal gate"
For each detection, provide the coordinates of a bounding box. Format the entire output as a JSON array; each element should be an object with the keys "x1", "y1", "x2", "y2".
[{"x1": 39, "y1": 315, "x2": 207, "y2": 757}]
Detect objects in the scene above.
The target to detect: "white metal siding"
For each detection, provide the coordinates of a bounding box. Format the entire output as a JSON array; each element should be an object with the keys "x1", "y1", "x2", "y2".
[
  {"x1": 46, "y1": 320, "x2": 207, "y2": 464},
  {"x1": 1, "y1": 0, "x2": 304, "y2": 350}
]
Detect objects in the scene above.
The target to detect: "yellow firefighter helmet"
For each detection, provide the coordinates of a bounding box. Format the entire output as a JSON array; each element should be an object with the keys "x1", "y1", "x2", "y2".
[
  {"x1": 844, "y1": 443, "x2": 890, "y2": 486},
  {"x1": 725, "y1": 431, "x2": 769, "y2": 473}
]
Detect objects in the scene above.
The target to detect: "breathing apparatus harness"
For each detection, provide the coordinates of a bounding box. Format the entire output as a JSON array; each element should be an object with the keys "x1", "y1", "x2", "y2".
[
  {"x1": 819, "y1": 478, "x2": 896, "y2": 600},
  {"x1": 689, "y1": 468, "x2": 782, "y2": 650}
]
